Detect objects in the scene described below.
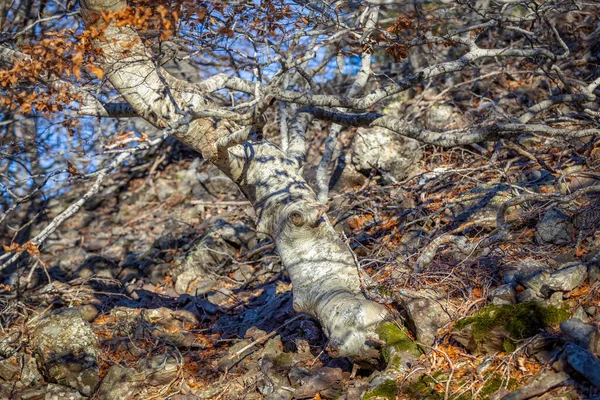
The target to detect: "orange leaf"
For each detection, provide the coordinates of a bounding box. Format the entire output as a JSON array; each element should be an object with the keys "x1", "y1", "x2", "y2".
[{"x1": 88, "y1": 64, "x2": 104, "y2": 78}]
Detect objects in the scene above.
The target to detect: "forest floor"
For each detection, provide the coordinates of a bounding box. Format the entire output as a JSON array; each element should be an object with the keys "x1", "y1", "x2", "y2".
[{"x1": 1, "y1": 131, "x2": 600, "y2": 400}]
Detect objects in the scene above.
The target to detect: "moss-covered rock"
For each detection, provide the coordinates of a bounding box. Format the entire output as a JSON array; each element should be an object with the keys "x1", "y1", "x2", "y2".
[
  {"x1": 453, "y1": 302, "x2": 569, "y2": 354},
  {"x1": 362, "y1": 379, "x2": 398, "y2": 400},
  {"x1": 376, "y1": 322, "x2": 422, "y2": 368}
]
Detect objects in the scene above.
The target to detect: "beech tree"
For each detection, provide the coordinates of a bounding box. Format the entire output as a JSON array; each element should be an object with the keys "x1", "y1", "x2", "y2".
[{"x1": 1, "y1": 0, "x2": 599, "y2": 364}]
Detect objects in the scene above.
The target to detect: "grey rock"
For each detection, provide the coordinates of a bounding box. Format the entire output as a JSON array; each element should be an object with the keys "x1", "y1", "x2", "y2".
[
  {"x1": 155, "y1": 178, "x2": 176, "y2": 202},
  {"x1": 520, "y1": 262, "x2": 587, "y2": 298},
  {"x1": 0, "y1": 358, "x2": 19, "y2": 381},
  {"x1": 490, "y1": 285, "x2": 517, "y2": 305},
  {"x1": 450, "y1": 184, "x2": 517, "y2": 225},
  {"x1": 425, "y1": 104, "x2": 454, "y2": 129},
  {"x1": 20, "y1": 354, "x2": 43, "y2": 387},
  {"x1": 288, "y1": 367, "x2": 311, "y2": 387},
  {"x1": 536, "y1": 208, "x2": 573, "y2": 245},
  {"x1": 545, "y1": 262, "x2": 587, "y2": 292},
  {"x1": 564, "y1": 343, "x2": 600, "y2": 388},
  {"x1": 30, "y1": 309, "x2": 100, "y2": 396},
  {"x1": 549, "y1": 292, "x2": 564, "y2": 307},
  {"x1": 292, "y1": 367, "x2": 343, "y2": 399},
  {"x1": 218, "y1": 339, "x2": 255, "y2": 371},
  {"x1": 572, "y1": 306, "x2": 589, "y2": 322},
  {"x1": 78, "y1": 304, "x2": 99, "y2": 323},
  {"x1": 589, "y1": 263, "x2": 600, "y2": 284},
  {"x1": 19, "y1": 386, "x2": 47, "y2": 400},
  {"x1": 174, "y1": 220, "x2": 255, "y2": 294},
  {"x1": 352, "y1": 127, "x2": 421, "y2": 182},
  {"x1": 560, "y1": 318, "x2": 598, "y2": 352},
  {"x1": 139, "y1": 352, "x2": 180, "y2": 386},
  {"x1": 500, "y1": 371, "x2": 570, "y2": 400},
  {"x1": 510, "y1": 259, "x2": 550, "y2": 285},
  {"x1": 517, "y1": 288, "x2": 543, "y2": 304},
  {"x1": 395, "y1": 289, "x2": 450, "y2": 346},
  {"x1": 44, "y1": 384, "x2": 86, "y2": 400}
]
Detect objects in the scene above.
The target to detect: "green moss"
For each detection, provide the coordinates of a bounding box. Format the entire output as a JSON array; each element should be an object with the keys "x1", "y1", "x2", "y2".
[
  {"x1": 456, "y1": 302, "x2": 569, "y2": 352},
  {"x1": 376, "y1": 322, "x2": 421, "y2": 363},
  {"x1": 363, "y1": 379, "x2": 398, "y2": 400},
  {"x1": 377, "y1": 285, "x2": 393, "y2": 298},
  {"x1": 402, "y1": 373, "x2": 444, "y2": 400},
  {"x1": 480, "y1": 374, "x2": 518, "y2": 399}
]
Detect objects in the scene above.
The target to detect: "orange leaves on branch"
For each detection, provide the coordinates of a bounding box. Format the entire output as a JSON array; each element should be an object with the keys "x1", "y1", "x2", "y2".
[{"x1": 2, "y1": 241, "x2": 40, "y2": 257}]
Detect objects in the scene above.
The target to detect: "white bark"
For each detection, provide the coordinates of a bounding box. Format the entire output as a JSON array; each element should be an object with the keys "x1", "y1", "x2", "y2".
[{"x1": 80, "y1": 0, "x2": 389, "y2": 362}]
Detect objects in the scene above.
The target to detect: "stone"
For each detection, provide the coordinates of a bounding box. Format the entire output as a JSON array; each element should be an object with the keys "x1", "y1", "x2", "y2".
[
  {"x1": 517, "y1": 288, "x2": 542, "y2": 304},
  {"x1": 519, "y1": 263, "x2": 587, "y2": 298},
  {"x1": 500, "y1": 371, "x2": 570, "y2": 400},
  {"x1": 174, "y1": 220, "x2": 255, "y2": 294},
  {"x1": 20, "y1": 354, "x2": 43, "y2": 387},
  {"x1": 44, "y1": 383, "x2": 86, "y2": 400},
  {"x1": 143, "y1": 307, "x2": 198, "y2": 331},
  {"x1": 292, "y1": 367, "x2": 343, "y2": 399},
  {"x1": 139, "y1": 352, "x2": 180, "y2": 386},
  {"x1": 449, "y1": 184, "x2": 517, "y2": 225},
  {"x1": 0, "y1": 358, "x2": 20, "y2": 381},
  {"x1": 155, "y1": 178, "x2": 176, "y2": 202},
  {"x1": 30, "y1": 309, "x2": 100, "y2": 396},
  {"x1": 572, "y1": 306, "x2": 589, "y2": 322},
  {"x1": 218, "y1": 339, "x2": 255, "y2": 371},
  {"x1": 490, "y1": 285, "x2": 517, "y2": 305},
  {"x1": 536, "y1": 208, "x2": 573, "y2": 245},
  {"x1": 545, "y1": 262, "x2": 587, "y2": 292},
  {"x1": 560, "y1": 318, "x2": 598, "y2": 352},
  {"x1": 95, "y1": 365, "x2": 140, "y2": 400},
  {"x1": 564, "y1": 343, "x2": 600, "y2": 388},
  {"x1": 78, "y1": 304, "x2": 99, "y2": 322},
  {"x1": 394, "y1": 289, "x2": 450, "y2": 346},
  {"x1": 425, "y1": 104, "x2": 454, "y2": 129},
  {"x1": 351, "y1": 127, "x2": 422, "y2": 182}
]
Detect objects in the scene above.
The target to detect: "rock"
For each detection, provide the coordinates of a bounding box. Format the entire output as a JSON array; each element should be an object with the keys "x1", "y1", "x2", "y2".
[
  {"x1": 44, "y1": 383, "x2": 86, "y2": 400},
  {"x1": 549, "y1": 292, "x2": 564, "y2": 307},
  {"x1": 560, "y1": 319, "x2": 598, "y2": 353},
  {"x1": 536, "y1": 208, "x2": 573, "y2": 245},
  {"x1": 292, "y1": 367, "x2": 343, "y2": 399},
  {"x1": 19, "y1": 386, "x2": 47, "y2": 400},
  {"x1": 30, "y1": 309, "x2": 100, "y2": 396},
  {"x1": 545, "y1": 262, "x2": 587, "y2": 292},
  {"x1": 452, "y1": 303, "x2": 569, "y2": 354},
  {"x1": 588, "y1": 262, "x2": 600, "y2": 284},
  {"x1": 0, "y1": 358, "x2": 20, "y2": 380},
  {"x1": 155, "y1": 178, "x2": 176, "y2": 202},
  {"x1": 425, "y1": 104, "x2": 455, "y2": 129},
  {"x1": 78, "y1": 304, "x2": 99, "y2": 322},
  {"x1": 139, "y1": 352, "x2": 180, "y2": 386},
  {"x1": 351, "y1": 127, "x2": 421, "y2": 182},
  {"x1": 517, "y1": 288, "x2": 542, "y2": 304},
  {"x1": 174, "y1": 220, "x2": 255, "y2": 294},
  {"x1": 519, "y1": 263, "x2": 587, "y2": 298},
  {"x1": 572, "y1": 306, "x2": 589, "y2": 322},
  {"x1": 20, "y1": 354, "x2": 43, "y2": 387},
  {"x1": 490, "y1": 285, "x2": 517, "y2": 305},
  {"x1": 564, "y1": 343, "x2": 600, "y2": 387},
  {"x1": 500, "y1": 371, "x2": 570, "y2": 400},
  {"x1": 143, "y1": 307, "x2": 198, "y2": 331},
  {"x1": 218, "y1": 339, "x2": 255, "y2": 371},
  {"x1": 394, "y1": 289, "x2": 450, "y2": 346},
  {"x1": 449, "y1": 184, "x2": 517, "y2": 225},
  {"x1": 288, "y1": 368, "x2": 311, "y2": 387}
]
